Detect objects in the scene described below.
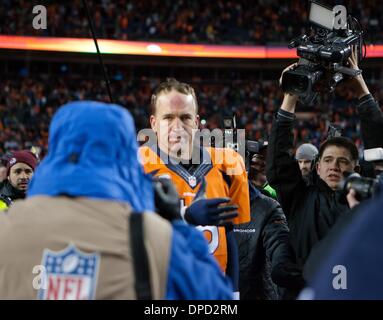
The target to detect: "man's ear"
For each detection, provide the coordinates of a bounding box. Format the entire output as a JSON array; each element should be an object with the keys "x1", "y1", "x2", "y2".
[
  {"x1": 316, "y1": 160, "x2": 321, "y2": 175},
  {"x1": 150, "y1": 115, "x2": 157, "y2": 132},
  {"x1": 354, "y1": 163, "x2": 361, "y2": 173},
  {"x1": 195, "y1": 114, "x2": 200, "y2": 128}
]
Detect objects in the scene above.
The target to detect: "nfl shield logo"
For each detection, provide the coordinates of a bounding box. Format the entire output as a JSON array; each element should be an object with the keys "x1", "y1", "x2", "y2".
[
  {"x1": 188, "y1": 176, "x2": 197, "y2": 187},
  {"x1": 38, "y1": 244, "x2": 100, "y2": 300}
]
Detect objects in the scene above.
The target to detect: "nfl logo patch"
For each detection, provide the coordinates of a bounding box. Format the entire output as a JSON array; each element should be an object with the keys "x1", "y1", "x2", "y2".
[
  {"x1": 188, "y1": 176, "x2": 197, "y2": 187},
  {"x1": 38, "y1": 244, "x2": 100, "y2": 300}
]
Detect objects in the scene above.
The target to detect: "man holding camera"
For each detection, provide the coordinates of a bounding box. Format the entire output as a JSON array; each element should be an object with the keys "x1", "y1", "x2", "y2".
[
  {"x1": 266, "y1": 48, "x2": 373, "y2": 269},
  {"x1": 302, "y1": 49, "x2": 383, "y2": 280}
]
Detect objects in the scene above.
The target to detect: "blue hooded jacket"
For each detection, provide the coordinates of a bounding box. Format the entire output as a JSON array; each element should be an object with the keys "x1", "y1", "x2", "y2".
[
  {"x1": 28, "y1": 101, "x2": 232, "y2": 300},
  {"x1": 28, "y1": 101, "x2": 154, "y2": 211}
]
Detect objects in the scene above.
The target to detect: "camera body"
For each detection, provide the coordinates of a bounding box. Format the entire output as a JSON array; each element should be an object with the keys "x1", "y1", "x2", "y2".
[
  {"x1": 339, "y1": 172, "x2": 382, "y2": 202},
  {"x1": 223, "y1": 116, "x2": 238, "y2": 151},
  {"x1": 245, "y1": 140, "x2": 268, "y2": 176},
  {"x1": 281, "y1": 1, "x2": 364, "y2": 104},
  {"x1": 339, "y1": 147, "x2": 383, "y2": 201}
]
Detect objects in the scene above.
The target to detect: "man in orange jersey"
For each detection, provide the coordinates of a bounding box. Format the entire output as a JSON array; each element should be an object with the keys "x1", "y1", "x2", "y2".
[{"x1": 139, "y1": 78, "x2": 250, "y2": 299}]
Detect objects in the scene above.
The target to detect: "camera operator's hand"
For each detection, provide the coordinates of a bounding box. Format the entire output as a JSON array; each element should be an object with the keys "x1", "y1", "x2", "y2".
[
  {"x1": 346, "y1": 188, "x2": 360, "y2": 209},
  {"x1": 184, "y1": 198, "x2": 238, "y2": 227},
  {"x1": 153, "y1": 177, "x2": 181, "y2": 221},
  {"x1": 280, "y1": 63, "x2": 299, "y2": 113},
  {"x1": 279, "y1": 63, "x2": 298, "y2": 87},
  {"x1": 346, "y1": 46, "x2": 370, "y2": 99}
]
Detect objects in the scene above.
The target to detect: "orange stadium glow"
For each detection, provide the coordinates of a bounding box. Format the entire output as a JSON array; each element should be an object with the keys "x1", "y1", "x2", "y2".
[{"x1": 0, "y1": 35, "x2": 382, "y2": 58}]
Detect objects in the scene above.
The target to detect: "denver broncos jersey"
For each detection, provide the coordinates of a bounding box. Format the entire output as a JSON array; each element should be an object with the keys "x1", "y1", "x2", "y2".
[{"x1": 139, "y1": 145, "x2": 250, "y2": 272}]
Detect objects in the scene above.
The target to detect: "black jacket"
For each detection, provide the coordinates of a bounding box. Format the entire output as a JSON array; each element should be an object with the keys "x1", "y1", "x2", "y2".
[
  {"x1": 0, "y1": 180, "x2": 26, "y2": 202},
  {"x1": 266, "y1": 109, "x2": 350, "y2": 269},
  {"x1": 234, "y1": 183, "x2": 301, "y2": 300},
  {"x1": 304, "y1": 94, "x2": 383, "y2": 279},
  {"x1": 357, "y1": 94, "x2": 383, "y2": 151}
]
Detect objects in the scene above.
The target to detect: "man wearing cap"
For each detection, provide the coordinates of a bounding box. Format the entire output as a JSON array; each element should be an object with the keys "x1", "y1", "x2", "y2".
[
  {"x1": 0, "y1": 150, "x2": 37, "y2": 209},
  {"x1": 295, "y1": 143, "x2": 318, "y2": 185}
]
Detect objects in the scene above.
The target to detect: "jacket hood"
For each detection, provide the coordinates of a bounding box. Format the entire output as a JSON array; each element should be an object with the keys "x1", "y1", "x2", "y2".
[{"x1": 28, "y1": 101, "x2": 154, "y2": 212}]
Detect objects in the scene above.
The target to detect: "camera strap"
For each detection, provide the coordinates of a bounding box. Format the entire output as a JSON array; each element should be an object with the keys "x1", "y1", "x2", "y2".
[{"x1": 129, "y1": 213, "x2": 152, "y2": 300}]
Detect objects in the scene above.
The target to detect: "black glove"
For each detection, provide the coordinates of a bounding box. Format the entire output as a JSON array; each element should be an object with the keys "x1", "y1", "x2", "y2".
[
  {"x1": 184, "y1": 198, "x2": 238, "y2": 226},
  {"x1": 271, "y1": 262, "x2": 306, "y2": 291},
  {"x1": 153, "y1": 177, "x2": 181, "y2": 221}
]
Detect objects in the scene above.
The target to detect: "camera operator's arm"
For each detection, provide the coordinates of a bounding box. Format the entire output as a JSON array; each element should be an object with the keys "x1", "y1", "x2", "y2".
[
  {"x1": 348, "y1": 47, "x2": 383, "y2": 150},
  {"x1": 266, "y1": 64, "x2": 307, "y2": 219},
  {"x1": 280, "y1": 64, "x2": 299, "y2": 114}
]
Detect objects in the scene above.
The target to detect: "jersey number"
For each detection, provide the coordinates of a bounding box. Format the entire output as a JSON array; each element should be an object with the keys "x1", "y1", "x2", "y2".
[
  {"x1": 180, "y1": 199, "x2": 219, "y2": 254},
  {"x1": 196, "y1": 226, "x2": 219, "y2": 254}
]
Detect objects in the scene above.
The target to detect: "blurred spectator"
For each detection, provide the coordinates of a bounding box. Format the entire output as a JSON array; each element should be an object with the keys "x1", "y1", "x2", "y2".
[
  {"x1": 295, "y1": 143, "x2": 319, "y2": 184},
  {"x1": 0, "y1": 150, "x2": 37, "y2": 204}
]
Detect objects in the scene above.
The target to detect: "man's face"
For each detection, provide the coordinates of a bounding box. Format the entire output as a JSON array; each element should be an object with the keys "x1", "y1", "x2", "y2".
[
  {"x1": 298, "y1": 159, "x2": 312, "y2": 177},
  {"x1": 316, "y1": 145, "x2": 356, "y2": 190},
  {"x1": 150, "y1": 90, "x2": 199, "y2": 159},
  {"x1": 8, "y1": 163, "x2": 34, "y2": 192},
  {"x1": 250, "y1": 152, "x2": 267, "y2": 187}
]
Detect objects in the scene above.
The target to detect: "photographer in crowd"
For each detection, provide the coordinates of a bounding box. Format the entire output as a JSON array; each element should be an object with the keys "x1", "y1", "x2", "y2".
[
  {"x1": 234, "y1": 141, "x2": 304, "y2": 300},
  {"x1": 303, "y1": 48, "x2": 383, "y2": 280},
  {"x1": 302, "y1": 175, "x2": 383, "y2": 299},
  {"x1": 266, "y1": 46, "x2": 375, "y2": 269}
]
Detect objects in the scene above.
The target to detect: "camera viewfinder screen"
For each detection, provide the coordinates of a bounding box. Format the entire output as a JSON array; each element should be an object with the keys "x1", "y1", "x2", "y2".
[{"x1": 309, "y1": 1, "x2": 334, "y2": 30}]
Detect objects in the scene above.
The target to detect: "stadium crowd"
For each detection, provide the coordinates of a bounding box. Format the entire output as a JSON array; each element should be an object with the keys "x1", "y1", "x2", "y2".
[
  {"x1": 1, "y1": 74, "x2": 382, "y2": 159},
  {"x1": 1, "y1": 0, "x2": 383, "y2": 302},
  {"x1": 1, "y1": 0, "x2": 382, "y2": 44}
]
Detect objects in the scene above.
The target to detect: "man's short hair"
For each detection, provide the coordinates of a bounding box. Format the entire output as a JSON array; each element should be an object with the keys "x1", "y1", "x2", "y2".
[
  {"x1": 318, "y1": 137, "x2": 359, "y2": 162},
  {"x1": 150, "y1": 78, "x2": 198, "y2": 115}
]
